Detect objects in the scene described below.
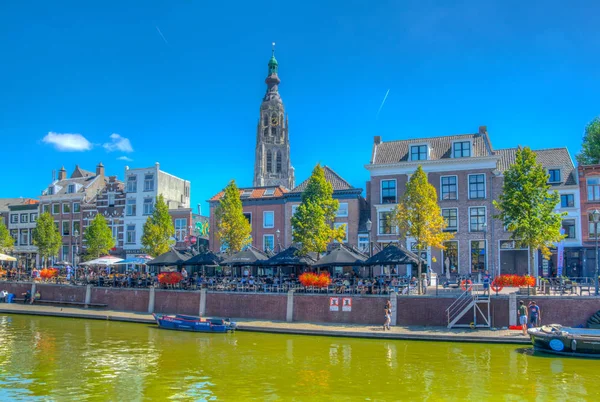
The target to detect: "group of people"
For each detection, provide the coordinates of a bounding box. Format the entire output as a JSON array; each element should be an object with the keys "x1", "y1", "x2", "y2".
[{"x1": 518, "y1": 300, "x2": 542, "y2": 335}]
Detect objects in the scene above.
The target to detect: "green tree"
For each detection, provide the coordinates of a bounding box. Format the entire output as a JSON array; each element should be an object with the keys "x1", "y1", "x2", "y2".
[
  {"x1": 142, "y1": 194, "x2": 176, "y2": 257},
  {"x1": 394, "y1": 166, "x2": 454, "y2": 294},
  {"x1": 32, "y1": 212, "x2": 61, "y2": 268},
  {"x1": 215, "y1": 180, "x2": 252, "y2": 253},
  {"x1": 291, "y1": 164, "x2": 346, "y2": 256},
  {"x1": 576, "y1": 117, "x2": 600, "y2": 165},
  {"x1": 494, "y1": 147, "x2": 565, "y2": 276},
  {"x1": 0, "y1": 221, "x2": 14, "y2": 254},
  {"x1": 84, "y1": 214, "x2": 115, "y2": 259}
]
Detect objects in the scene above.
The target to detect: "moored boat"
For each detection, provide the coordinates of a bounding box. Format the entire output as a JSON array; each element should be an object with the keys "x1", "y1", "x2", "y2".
[
  {"x1": 528, "y1": 324, "x2": 600, "y2": 357},
  {"x1": 153, "y1": 314, "x2": 236, "y2": 333}
]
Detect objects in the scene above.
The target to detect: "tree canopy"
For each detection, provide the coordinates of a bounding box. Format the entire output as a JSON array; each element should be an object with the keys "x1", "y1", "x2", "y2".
[
  {"x1": 32, "y1": 212, "x2": 61, "y2": 268},
  {"x1": 84, "y1": 214, "x2": 115, "y2": 259},
  {"x1": 493, "y1": 147, "x2": 565, "y2": 275},
  {"x1": 291, "y1": 164, "x2": 345, "y2": 256},
  {"x1": 215, "y1": 180, "x2": 252, "y2": 254},
  {"x1": 141, "y1": 194, "x2": 175, "y2": 257},
  {"x1": 394, "y1": 165, "x2": 454, "y2": 293},
  {"x1": 0, "y1": 221, "x2": 14, "y2": 254},
  {"x1": 576, "y1": 117, "x2": 600, "y2": 165}
]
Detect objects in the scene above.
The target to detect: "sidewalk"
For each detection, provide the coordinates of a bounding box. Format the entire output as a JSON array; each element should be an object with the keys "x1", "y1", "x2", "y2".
[{"x1": 0, "y1": 303, "x2": 530, "y2": 345}]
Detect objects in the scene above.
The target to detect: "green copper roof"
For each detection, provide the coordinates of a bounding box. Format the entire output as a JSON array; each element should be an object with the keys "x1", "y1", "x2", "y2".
[{"x1": 268, "y1": 54, "x2": 278, "y2": 66}]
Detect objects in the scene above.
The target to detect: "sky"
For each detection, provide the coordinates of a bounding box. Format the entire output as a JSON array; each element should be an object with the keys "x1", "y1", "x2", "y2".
[{"x1": 1, "y1": 0, "x2": 599, "y2": 215}]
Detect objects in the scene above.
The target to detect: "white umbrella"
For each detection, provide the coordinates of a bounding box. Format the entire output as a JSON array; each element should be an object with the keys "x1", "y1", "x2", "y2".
[
  {"x1": 80, "y1": 256, "x2": 124, "y2": 266},
  {"x1": 0, "y1": 253, "x2": 16, "y2": 262}
]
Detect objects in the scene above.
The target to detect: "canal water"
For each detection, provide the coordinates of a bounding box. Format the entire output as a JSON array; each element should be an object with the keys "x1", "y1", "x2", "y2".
[{"x1": 0, "y1": 315, "x2": 598, "y2": 401}]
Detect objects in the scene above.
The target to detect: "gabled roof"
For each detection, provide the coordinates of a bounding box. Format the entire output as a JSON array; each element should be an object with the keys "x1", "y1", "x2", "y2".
[
  {"x1": 370, "y1": 130, "x2": 493, "y2": 165},
  {"x1": 290, "y1": 166, "x2": 354, "y2": 193},
  {"x1": 0, "y1": 198, "x2": 39, "y2": 212},
  {"x1": 209, "y1": 185, "x2": 288, "y2": 202},
  {"x1": 71, "y1": 165, "x2": 95, "y2": 178},
  {"x1": 495, "y1": 147, "x2": 577, "y2": 187}
]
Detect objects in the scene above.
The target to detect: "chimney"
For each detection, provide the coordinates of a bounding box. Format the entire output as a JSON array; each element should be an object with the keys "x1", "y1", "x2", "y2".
[
  {"x1": 478, "y1": 126, "x2": 487, "y2": 135},
  {"x1": 58, "y1": 166, "x2": 67, "y2": 181},
  {"x1": 374, "y1": 135, "x2": 382, "y2": 145},
  {"x1": 109, "y1": 175, "x2": 116, "y2": 183},
  {"x1": 96, "y1": 162, "x2": 105, "y2": 177}
]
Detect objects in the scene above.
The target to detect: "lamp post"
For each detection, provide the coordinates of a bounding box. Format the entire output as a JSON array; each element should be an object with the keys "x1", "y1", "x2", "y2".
[
  {"x1": 365, "y1": 219, "x2": 372, "y2": 257},
  {"x1": 275, "y1": 229, "x2": 281, "y2": 252},
  {"x1": 591, "y1": 209, "x2": 600, "y2": 296}
]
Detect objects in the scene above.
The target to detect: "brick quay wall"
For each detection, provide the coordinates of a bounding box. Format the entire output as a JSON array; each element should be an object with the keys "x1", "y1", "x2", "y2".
[{"x1": 1, "y1": 283, "x2": 599, "y2": 328}]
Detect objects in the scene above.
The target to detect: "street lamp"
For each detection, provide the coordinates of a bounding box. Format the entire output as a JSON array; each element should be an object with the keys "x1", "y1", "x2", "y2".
[
  {"x1": 275, "y1": 229, "x2": 281, "y2": 252},
  {"x1": 365, "y1": 219, "x2": 372, "y2": 257},
  {"x1": 591, "y1": 209, "x2": 600, "y2": 296}
]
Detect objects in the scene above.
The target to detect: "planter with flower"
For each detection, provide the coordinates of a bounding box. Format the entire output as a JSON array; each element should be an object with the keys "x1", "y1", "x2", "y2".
[
  {"x1": 39, "y1": 268, "x2": 58, "y2": 282},
  {"x1": 158, "y1": 272, "x2": 184, "y2": 287},
  {"x1": 299, "y1": 272, "x2": 331, "y2": 289}
]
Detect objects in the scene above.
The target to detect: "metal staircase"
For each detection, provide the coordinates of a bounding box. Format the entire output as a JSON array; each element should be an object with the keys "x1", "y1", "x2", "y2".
[{"x1": 446, "y1": 284, "x2": 491, "y2": 329}]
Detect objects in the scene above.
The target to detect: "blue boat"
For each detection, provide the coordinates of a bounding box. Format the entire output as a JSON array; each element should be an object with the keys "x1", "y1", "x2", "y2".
[{"x1": 153, "y1": 314, "x2": 236, "y2": 333}]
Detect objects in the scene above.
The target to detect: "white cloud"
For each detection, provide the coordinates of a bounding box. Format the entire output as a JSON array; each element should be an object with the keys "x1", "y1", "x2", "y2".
[
  {"x1": 42, "y1": 132, "x2": 93, "y2": 152},
  {"x1": 117, "y1": 156, "x2": 133, "y2": 162},
  {"x1": 103, "y1": 133, "x2": 134, "y2": 153}
]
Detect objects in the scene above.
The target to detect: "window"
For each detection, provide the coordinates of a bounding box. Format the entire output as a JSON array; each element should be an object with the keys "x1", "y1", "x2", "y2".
[
  {"x1": 126, "y1": 225, "x2": 136, "y2": 244},
  {"x1": 127, "y1": 176, "x2": 137, "y2": 192},
  {"x1": 589, "y1": 220, "x2": 598, "y2": 238},
  {"x1": 175, "y1": 218, "x2": 187, "y2": 241},
  {"x1": 410, "y1": 145, "x2": 427, "y2": 161},
  {"x1": 468, "y1": 174, "x2": 486, "y2": 199},
  {"x1": 10, "y1": 214, "x2": 18, "y2": 224},
  {"x1": 470, "y1": 240, "x2": 487, "y2": 272},
  {"x1": 334, "y1": 222, "x2": 348, "y2": 242},
  {"x1": 358, "y1": 234, "x2": 369, "y2": 252},
  {"x1": 111, "y1": 224, "x2": 118, "y2": 241},
  {"x1": 266, "y1": 150, "x2": 272, "y2": 173},
  {"x1": 453, "y1": 141, "x2": 471, "y2": 158},
  {"x1": 291, "y1": 205, "x2": 299, "y2": 216},
  {"x1": 144, "y1": 174, "x2": 154, "y2": 191},
  {"x1": 68, "y1": 184, "x2": 75, "y2": 194},
  {"x1": 20, "y1": 229, "x2": 29, "y2": 246},
  {"x1": 263, "y1": 235, "x2": 275, "y2": 252},
  {"x1": 588, "y1": 178, "x2": 600, "y2": 201},
  {"x1": 62, "y1": 221, "x2": 70, "y2": 236},
  {"x1": 381, "y1": 180, "x2": 397, "y2": 204},
  {"x1": 43, "y1": 205, "x2": 50, "y2": 213},
  {"x1": 143, "y1": 198, "x2": 154, "y2": 215},
  {"x1": 263, "y1": 211, "x2": 274, "y2": 228},
  {"x1": 108, "y1": 193, "x2": 115, "y2": 207},
  {"x1": 73, "y1": 203, "x2": 80, "y2": 213},
  {"x1": 10, "y1": 229, "x2": 18, "y2": 242},
  {"x1": 442, "y1": 208, "x2": 458, "y2": 232},
  {"x1": 30, "y1": 213, "x2": 37, "y2": 222},
  {"x1": 562, "y1": 219, "x2": 576, "y2": 239},
  {"x1": 52, "y1": 204, "x2": 60, "y2": 215},
  {"x1": 378, "y1": 211, "x2": 394, "y2": 235},
  {"x1": 263, "y1": 113, "x2": 268, "y2": 127},
  {"x1": 47, "y1": 187, "x2": 54, "y2": 195},
  {"x1": 548, "y1": 169, "x2": 561, "y2": 183},
  {"x1": 243, "y1": 213, "x2": 252, "y2": 226},
  {"x1": 63, "y1": 203, "x2": 71, "y2": 214},
  {"x1": 126, "y1": 199, "x2": 136, "y2": 216},
  {"x1": 73, "y1": 221, "x2": 81, "y2": 236},
  {"x1": 264, "y1": 188, "x2": 275, "y2": 196},
  {"x1": 560, "y1": 194, "x2": 575, "y2": 208},
  {"x1": 241, "y1": 190, "x2": 252, "y2": 198},
  {"x1": 441, "y1": 176, "x2": 457, "y2": 200},
  {"x1": 276, "y1": 152, "x2": 282, "y2": 173},
  {"x1": 62, "y1": 245, "x2": 70, "y2": 261},
  {"x1": 337, "y1": 203, "x2": 349, "y2": 217},
  {"x1": 20, "y1": 214, "x2": 28, "y2": 223},
  {"x1": 469, "y1": 207, "x2": 486, "y2": 232},
  {"x1": 443, "y1": 241, "x2": 458, "y2": 273}
]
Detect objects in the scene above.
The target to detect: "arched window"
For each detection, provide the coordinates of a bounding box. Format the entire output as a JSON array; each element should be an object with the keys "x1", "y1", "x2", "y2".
[
  {"x1": 263, "y1": 127, "x2": 268, "y2": 137},
  {"x1": 263, "y1": 114, "x2": 268, "y2": 127},
  {"x1": 276, "y1": 151, "x2": 282, "y2": 173},
  {"x1": 266, "y1": 150, "x2": 272, "y2": 173}
]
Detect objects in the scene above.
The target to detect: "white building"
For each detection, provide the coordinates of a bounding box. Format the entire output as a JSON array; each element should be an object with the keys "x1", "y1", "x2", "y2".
[
  {"x1": 123, "y1": 163, "x2": 191, "y2": 256},
  {"x1": 6, "y1": 200, "x2": 40, "y2": 269}
]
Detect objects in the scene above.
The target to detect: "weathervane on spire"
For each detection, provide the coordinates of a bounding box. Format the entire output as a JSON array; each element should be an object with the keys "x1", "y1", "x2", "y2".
[{"x1": 272, "y1": 42, "x2": 276, "y2": 56}]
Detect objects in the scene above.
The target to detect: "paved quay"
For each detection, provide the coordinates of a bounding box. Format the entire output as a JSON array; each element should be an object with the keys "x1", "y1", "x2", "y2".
[{"x1": 0, "y1": 303, "x2": 530, "y2": 345}]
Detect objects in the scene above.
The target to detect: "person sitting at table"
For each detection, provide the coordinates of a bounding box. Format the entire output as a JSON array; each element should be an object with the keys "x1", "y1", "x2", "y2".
[
  {"x1": 22, "y1": 290, "x2": 31, "y2": 304},
  {"x1": 0, "y1": 290, "x2": 8, "y2": 303},
  {"x1": 30, "y1": 290, "x2": 41, "y2": 304}
]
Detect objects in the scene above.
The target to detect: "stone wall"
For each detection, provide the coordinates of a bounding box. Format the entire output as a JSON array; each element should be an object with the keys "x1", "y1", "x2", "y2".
[
  {"x1": 154, "y1": 290, "x2": 200, "y2": 315},
  {"x1": 205, "y1": 293, "x2": 287, "y2": 321},
  {"x1": 36, "y1": 284, "x2": 86, "y2": 303},
  {"x1": 91, "y1": 288, "x2": 149, "y2": 312}
]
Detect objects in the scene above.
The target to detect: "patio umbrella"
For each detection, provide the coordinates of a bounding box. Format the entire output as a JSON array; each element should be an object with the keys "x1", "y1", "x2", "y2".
[
  {"x1": 146, "y1": 249, "x2": 188, "y2": 267},
  {"x1": 312, "y1": 245, "x2": 367, "y2": 268},
  {"x1": 265, "y1": 245, "x2": 317, "y2": 266},
  {"x1": 185, "y1": 251, "x2": 223, "y2": 266},
  {"x1": 112, "y1": 256, "x2": 153, "y2": 265},
  {"x1": 80, "y1": 256, "x2": 124, "y2": 266},
  {"x1": 54, "y1": 261, "x2": 72, "y2": 266},
  {"x1": 221, "y1": 247, "x2": 269, "y2": 266},
  {"x1": 0, "y1": 253, "x2": 16, "y2": 262},
  {"x1": 363, "y1": 244, "x2": 425, "y2": 266}
]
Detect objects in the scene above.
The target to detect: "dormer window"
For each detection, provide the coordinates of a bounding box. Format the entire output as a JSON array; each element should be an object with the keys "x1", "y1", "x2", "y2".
[
  {"x1": 47, "y1": 187, "x2": 54, "y2": 195},
  {"x1": 548, "y1": 169, "x2": 561, "y2": 183},
  {"x1": 68, "y1": 184, "x2": 76, "y2": 194},
  {"x1": 264, "y1": 188, "x2": 275, "y2": 196},
  {"x1": 453, "y1": 141, "x2": 471, "y2": 158},
  {"x1": 241, "y1": 190, "x2": 253, "y2": 198},
  {"x1": 410, "y1": 145, "x2": 427, "y2": 161}
]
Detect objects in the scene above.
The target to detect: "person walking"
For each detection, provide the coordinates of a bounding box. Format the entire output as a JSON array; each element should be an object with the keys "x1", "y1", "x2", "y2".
[
  {"x1": 518, "y1": 300, "x2": 528, "y2": 335},
  {"x1": 528, "y1": 301, "x2": 541, "y2": 328},
  {"x1": 383, "y1": 300, "x2": 392, "y2": 331}
]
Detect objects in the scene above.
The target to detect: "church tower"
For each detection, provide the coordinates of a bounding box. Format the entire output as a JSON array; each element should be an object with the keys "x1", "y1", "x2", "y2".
[{"x1": 253, "y1": 45, "x2": 295, "y2": 189}]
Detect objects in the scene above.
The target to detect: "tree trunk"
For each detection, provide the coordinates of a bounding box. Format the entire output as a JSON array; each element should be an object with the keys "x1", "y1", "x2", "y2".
[{"x1": 529, "y1": 248, "x2": 534, "y2": 278}]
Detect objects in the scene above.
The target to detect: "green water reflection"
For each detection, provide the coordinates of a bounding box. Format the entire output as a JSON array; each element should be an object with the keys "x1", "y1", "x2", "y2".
[{"x1": 0, "y1": 314, "x2": 598, "y2": 401}]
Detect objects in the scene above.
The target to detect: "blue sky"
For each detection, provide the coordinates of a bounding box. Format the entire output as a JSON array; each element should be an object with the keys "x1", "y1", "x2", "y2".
[{"x1": 1, "y1": 0, "x2": 599, "y2": 214}]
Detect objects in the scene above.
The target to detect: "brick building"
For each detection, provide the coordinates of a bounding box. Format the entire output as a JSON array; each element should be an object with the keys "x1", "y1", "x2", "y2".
[
  {"x1": 578, "y1": 164, "x2": 600, "y2": 278},
  {"x1": 6, "y1": 199, "x2": 39, "y2": 268},
  {"x1": 365, "y1": 127, "x2": 580, "y2": 278}
]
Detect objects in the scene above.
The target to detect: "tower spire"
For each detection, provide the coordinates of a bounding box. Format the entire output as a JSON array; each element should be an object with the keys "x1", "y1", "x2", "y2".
[{"x1": 272, "y1": 42, "x2": 275, "y2": 57}]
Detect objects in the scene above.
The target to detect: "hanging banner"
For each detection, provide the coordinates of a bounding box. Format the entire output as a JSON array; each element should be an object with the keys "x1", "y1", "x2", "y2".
[
  {"x1": 329, "y1": 297, "x2": 339, "y2": 312},
  {"x1": 342, "y1": 298, "x2": 352, "y2": 312},
  {"x1": 556, "y1": 228, "x2": 565, "y2": 277}
]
